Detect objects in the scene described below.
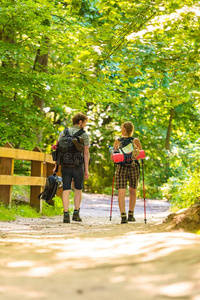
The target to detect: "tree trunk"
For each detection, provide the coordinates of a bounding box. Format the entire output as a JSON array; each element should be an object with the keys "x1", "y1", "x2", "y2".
[
  {"x1": 165, "y1": 108, "x2": 175, "y2": 176},
  {"x1": 165, "y1": 108, "x2": 175, "y2": 151},
  {"x1": 33, "y1": 37, "x2": 49, "y2": 143}
]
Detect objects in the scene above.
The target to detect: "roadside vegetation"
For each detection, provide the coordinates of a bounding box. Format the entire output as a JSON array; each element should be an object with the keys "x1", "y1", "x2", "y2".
[
  {"x1": 0, "y1": 0, "x2": 199, "y2": 214},
  {"x1": 0, "y1": 191, "x2": 74, "y2": 222}
]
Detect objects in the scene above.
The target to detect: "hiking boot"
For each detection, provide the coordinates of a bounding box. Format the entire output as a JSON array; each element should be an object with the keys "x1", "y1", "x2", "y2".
[
  {"x1": 63, "y1": 211, "x2": 70, "y2": 223},
  {"x1": 128, "y1": 211, "x2": 136, "y2": 222},
  {"x1": 72, "y1": 138, "x2": 84, "y2": 151},
  {"x1": 72, "y1": 209, "x2": 82, "y2": 222},
  {"x1": 121, "y1": 213, "x2": 128, "y2": 224}
]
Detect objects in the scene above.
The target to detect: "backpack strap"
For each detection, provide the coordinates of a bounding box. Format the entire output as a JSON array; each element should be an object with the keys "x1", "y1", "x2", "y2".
[
  {"x1": 63, "y1": 128, "x2": 69, "y2": 136},
  {"x1": 73, "y1": 128, "x2": 85, "y2": 137},
  {"x1": 119, "y1": 137, "x2": 134, "y2": 150}
]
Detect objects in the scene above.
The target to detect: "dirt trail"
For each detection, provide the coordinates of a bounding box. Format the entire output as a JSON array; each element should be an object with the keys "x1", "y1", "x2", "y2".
[{"x1": 0, "y1": 194, "x2": 200, "y2": 300}]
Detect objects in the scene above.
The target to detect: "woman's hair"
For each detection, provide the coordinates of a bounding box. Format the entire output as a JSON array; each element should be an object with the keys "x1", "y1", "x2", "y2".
[
  {"x1": 122, "y1": 121, "x2": 134, "y2": 137},
  {"x1": 72, "y1": 112, "x2": 88, "y2": 125}
]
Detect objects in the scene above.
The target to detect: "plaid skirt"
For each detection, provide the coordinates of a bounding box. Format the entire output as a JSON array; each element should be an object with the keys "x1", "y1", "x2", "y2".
[{"x1": 115, "y1": 161, "x2": 140, "y2": 190}]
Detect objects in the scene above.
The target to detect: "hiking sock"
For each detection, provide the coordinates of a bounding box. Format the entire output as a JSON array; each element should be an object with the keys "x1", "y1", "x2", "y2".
[
  {"x1": 63, "y1": 211, "x2": 70, "y2": 223},
  {"x1": 72, "y1": 209, "x2": 82, "y2": 222},
  {"x1": 128, "y1": 210, "x2": 136, "y2": 222},
  {"x1": 121, "y1": 212, "x2": 128, "y2": 224}
]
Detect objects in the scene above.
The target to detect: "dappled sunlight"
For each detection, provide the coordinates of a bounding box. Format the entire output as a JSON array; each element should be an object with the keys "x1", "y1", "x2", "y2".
[
  {"x1": 0, "y1": 285, "x2": 46, "y2": 298},
  {"x1": 0, "y1": 232, "x2": 200, "y2": 299},
  {"x1": 1, "y1": 232, "x2": 200, "y2": 269},
  {"x1": 193, "y1": 266, "x2": 200, "y2": 279},
  {"x1": 26, "y1": 267, "x2": 54, "y2": 277},
  {"x1": 0, "y1": 232, "x2": 200, "y2": 279},
  {"x1": 0, "y1": 197, "x2": 199, "y2": 299},
  {"x1": 158, "y1": 282, "x2": 194, "y2": 297},
  {"x1": 192, "y1": 297, "x2": 200, "y2": 300},
  {"x1": 7, "y1": 261, "x2": 35, "y2": 268},
  {"x1": 110, "y1": 275, "x2": 127, "y2": 283},
  {"x1": 53, "y1": 232, "x2": 200, "y2": 267}
]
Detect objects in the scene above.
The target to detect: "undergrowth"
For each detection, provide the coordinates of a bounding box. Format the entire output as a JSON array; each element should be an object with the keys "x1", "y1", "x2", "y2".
[
  {"x1": 161, "y1": 170, "x2": 200, "y2": 211},
  {"x1": 0, "y1": 192, "x2": 74, "y2": 222}
]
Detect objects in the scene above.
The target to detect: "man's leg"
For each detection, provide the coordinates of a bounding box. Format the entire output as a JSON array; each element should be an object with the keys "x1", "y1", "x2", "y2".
[
  {"x1": 72, "y1": 188, "x2": 82, "y2": 221},
  {"x1": 61, "y1": 167, "x2": 73, "y2": 223},
  {"x1": 74, "y1": 189, "x2": 82, "y2": 210},
  {"x1": 72, "y1": 166, "x2": 84, "y2": 222},
  {"x1": 62, "y1": 189, "x2": 71, "y2": 223},
  {"x1": 62, "y1": 189, "x2": 71, "y2": 212}
]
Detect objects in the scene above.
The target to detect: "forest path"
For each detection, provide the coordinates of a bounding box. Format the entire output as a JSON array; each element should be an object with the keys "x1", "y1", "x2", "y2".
[{"x1": 0, "y1": 194, "x2": 200, "y2": 300}]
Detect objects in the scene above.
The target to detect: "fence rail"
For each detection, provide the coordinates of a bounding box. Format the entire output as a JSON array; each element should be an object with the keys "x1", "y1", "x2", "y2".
[{"x1": 0, "y1": 143, "x2": 62, "y2": 210}]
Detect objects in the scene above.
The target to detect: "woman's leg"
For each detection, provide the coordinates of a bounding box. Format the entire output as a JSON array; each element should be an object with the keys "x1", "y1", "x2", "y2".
[
  {"x1": 129, "y1": 187, "x2": 137, "y2": 211},
  {"x1": 118, "y1": 188, "x2": 126, "y2": 213}
]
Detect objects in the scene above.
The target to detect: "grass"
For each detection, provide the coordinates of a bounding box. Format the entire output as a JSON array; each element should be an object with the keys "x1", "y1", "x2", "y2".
[
  {"x1": 42, "y1": 195, "x2": 73, "y2": 217},
  {"x1": 12, "y1": 185, "x2": 30, "y2": 201},
  {"x1": 0, "y1": 191, "x2": 75, "y2": 222},
  {"x1": 0, "y1": 203, "x2": 41, "y2": 221}
]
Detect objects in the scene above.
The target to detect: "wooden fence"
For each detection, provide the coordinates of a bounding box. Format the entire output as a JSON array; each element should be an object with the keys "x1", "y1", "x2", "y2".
[{"x1": 0, "y1": 143, "x2": 62, "y2": 211}]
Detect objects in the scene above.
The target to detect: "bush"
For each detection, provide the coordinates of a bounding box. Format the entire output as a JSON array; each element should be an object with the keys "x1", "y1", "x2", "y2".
[
  {"x1": 161, "y1": 171, "x2": 200, "y2": 211},
  {"x1": 42, "y1": 195, "x2": 64, "y2": 216}
]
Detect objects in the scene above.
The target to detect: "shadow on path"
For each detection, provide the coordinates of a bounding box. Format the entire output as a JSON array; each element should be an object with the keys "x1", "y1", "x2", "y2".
[{"x1": 0, "y1": 194, "x2": 200, "y2": 300}]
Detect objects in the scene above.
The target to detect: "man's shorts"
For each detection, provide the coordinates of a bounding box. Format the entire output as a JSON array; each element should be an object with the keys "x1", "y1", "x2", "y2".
[
  {"x1": 115, "y1": 162, "x2": 140, "y2": 190},
  {"x1": 61, "y1": 165, "x2": 84, "y2": 190}
]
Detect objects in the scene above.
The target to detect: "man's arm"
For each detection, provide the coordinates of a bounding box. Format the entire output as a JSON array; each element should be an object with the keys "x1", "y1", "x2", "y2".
[
  {"x1": 53, "y1": 163, "x2": 58, "y2": 173},
  {"x1": 84, "y1": 145, "x2": 90, "y2": 179}
]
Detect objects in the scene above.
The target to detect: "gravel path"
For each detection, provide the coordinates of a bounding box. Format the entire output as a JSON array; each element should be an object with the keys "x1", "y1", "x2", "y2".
[{"x1": 0, "y1": 194, "x2": 200, "y2": 300}]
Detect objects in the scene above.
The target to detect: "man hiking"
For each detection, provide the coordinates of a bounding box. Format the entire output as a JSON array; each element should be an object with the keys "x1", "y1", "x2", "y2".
[
  {"x1": 113, "y1": 121, "x2": 142, "y2": 224},
  {"x1": 53, "y1": 112, "x2": 90, "y2": 223}
]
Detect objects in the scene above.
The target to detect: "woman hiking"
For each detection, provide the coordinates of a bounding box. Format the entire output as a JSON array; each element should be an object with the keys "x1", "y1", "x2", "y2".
[{"x1": 113, "y1": 121, "x2": 142, "y2": 224}]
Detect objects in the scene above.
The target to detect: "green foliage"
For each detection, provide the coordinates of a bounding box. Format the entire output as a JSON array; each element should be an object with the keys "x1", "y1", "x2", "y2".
[
  {"x1": 0, "y1": 193, "x2": 75, "y2": 221},
  {"x1": 162, "y1": 171, "x2": 200, "y2": 211},
  {"x1": 14, "y1": 161, "x2": 31, "y2": 176},
  {"x1": 14, "y1": 204, "x2": 40, "y2": 218},
  {"x1": 0, "y1": 205, "x2": 16, "y2": 221},
  {"x1": 41, "y1": 193, "x2": 74, "y2": 216},
  {"x1": 1, "y1": 0, "x2": 200, "y2": 209},
  {"x1": 12, "y1": 185, "x2": 30, "y2": 200},
  {"x1": 160, "y1": 141, "x2": 200, "y2": 209},
  {"x1": 0, "y1": 203, "x2": 40, "y2": 221},
  {"x1": 42, "y1": 195, "x2": 64, "y2": 216}
]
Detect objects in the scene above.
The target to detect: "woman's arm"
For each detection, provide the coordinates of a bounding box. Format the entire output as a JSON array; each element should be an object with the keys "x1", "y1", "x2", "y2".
[
  {"x1": 113, "y1": 139, "x2": 120, "y2": 151},
  {"x1": 134, "y1": 138, "x2": 142, "y2": 150}
]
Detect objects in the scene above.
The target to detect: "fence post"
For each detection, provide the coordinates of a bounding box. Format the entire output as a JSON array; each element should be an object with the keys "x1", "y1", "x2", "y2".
[
  {"x1": 0, "y1": 143, "x2": 14, "y2": 205},
  {"x1": 30, "y1": 146, "x2": 43, "y2": 211}
]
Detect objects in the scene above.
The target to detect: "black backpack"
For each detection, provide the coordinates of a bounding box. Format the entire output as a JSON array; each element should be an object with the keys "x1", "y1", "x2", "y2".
[
  {"x1": 38, "y1": 173, "x2": 63, "y2": 204},
  {"x1": 119, "y1": 137, "x2": 136, "y2": 165},
  {"x1": 56, "y1": 128, "x2": 85, "y2": 166}
]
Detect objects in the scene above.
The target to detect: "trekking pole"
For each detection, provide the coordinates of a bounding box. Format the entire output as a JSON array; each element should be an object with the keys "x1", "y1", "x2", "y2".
[
  {"x1": 110, "y1": 163, "x2": 116, "y2": 221},
  {"x1": 141, "y1": 158, "x2": 147, "y2": 223}
]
